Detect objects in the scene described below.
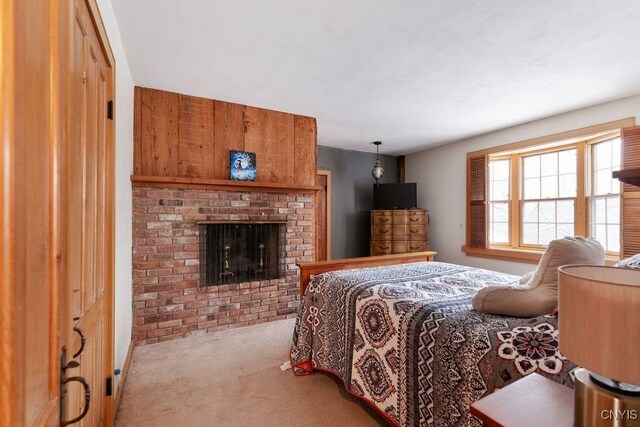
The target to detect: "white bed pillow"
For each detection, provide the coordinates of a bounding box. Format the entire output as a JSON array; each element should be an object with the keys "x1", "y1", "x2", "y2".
[{"x1": 472, "y1": 236, "x2": 605, "y2": 317}]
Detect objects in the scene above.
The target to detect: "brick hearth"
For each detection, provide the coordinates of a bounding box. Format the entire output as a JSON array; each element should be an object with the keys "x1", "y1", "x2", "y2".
[{"x1": 132, "y1": 188, "x2": 314, "y2": 345}]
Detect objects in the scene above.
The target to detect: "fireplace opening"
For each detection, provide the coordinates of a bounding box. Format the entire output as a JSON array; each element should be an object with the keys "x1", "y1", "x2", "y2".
[{"x1": 201, "y1": 222, "x2": 284, "y2": 286}]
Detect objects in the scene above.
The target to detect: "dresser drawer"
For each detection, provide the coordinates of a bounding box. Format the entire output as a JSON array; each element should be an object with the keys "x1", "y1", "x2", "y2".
[
  {"x1": 407, "y1": 211, "x2": 427, "y2": 225},
  {"x1": 406, "y1": 241, "x2": 428, "y2": 252},
  {"x1": 393, "y1": 224, "x2": 427, "y2": 239},
  {"x1": 371, "y1": 211, "x2": 393, "y2": 226},
  {"x1": 407, "y1": 224, "x2": 426, "y2": 240},
  {"x1": 393, "y1": 240, "x2": 428, "y2": 254},
  {"x1": 370, "y1": 240, "x2": 393, "y2": 255},
  {"x1": 372, "y1": 224, "x2": 392, "y2": 239}
]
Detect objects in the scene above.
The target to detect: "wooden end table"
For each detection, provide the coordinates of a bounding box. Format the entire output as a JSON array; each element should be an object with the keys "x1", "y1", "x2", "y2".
[{"x1": 470, "y1": 373, "x2": 574, "y2": 427}]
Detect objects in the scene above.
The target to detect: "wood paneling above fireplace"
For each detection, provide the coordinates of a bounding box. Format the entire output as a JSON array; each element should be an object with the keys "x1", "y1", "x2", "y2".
[{"x1": 133, "y1": 87, "x2": 318, "y2": 187}]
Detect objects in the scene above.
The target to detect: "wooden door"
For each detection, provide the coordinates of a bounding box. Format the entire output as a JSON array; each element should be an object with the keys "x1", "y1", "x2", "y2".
[
  {"x1": 68, "y1": 0, "x2": 116, "y2": 425},
  {"x1": 1, "y1": 0, "x2": 71, "y2": 425},
  {"x1": 1, "y1": 0, "x2": 115, "y2": 425},
  {"x1": 315, "y1": 171, "x2": 332, "y2": 261}
]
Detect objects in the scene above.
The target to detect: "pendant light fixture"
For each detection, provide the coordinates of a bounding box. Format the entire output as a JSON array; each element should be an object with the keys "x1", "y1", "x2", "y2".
[{"x1": 371, "y1": 141, "x2": 384, "y2": 185}]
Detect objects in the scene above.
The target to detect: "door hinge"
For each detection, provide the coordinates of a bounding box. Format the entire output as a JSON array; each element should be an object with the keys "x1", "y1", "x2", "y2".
[
  {"x1": 107, "y1": 100, "x2": 114, "y2": 120},
  {"x1": 106, "y1": 376, "x2": 113, "y2": 396}
]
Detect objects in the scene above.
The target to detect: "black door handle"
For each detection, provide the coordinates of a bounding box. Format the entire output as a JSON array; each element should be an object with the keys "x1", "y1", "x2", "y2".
[
  {"x1": 60, "y1": 345, "x2": 91, "y2": 426},
  {"x1": 61, "y1": 376, "x2": 91, "y2": 426},
  {"x1": 72, "y1": 327, "x2": 86, "y2": 359}
]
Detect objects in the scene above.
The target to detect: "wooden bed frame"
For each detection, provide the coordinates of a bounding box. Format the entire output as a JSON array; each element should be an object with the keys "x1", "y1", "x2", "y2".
[{"x1": 296, "y1": 251, "x2": 437, "y2": 297}]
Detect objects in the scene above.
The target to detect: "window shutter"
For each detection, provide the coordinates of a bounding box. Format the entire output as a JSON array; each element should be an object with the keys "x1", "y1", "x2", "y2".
[
  {"x1": 467, "y1": 155, "x2": 488, "y2": 248},
  {"x1": 621, "y1": 126, "x2": 640, "y2": 257}
]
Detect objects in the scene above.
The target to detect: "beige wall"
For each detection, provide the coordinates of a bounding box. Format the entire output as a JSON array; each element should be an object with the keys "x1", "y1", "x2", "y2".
[{"x1": 406, "y1": 95, "x2": 640, "y2": 276}]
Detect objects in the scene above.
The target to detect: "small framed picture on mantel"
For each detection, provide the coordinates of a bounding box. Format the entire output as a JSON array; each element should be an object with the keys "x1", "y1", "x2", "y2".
[{"x1": 230, "y1": 150, "x2": 257, "y2": 181}]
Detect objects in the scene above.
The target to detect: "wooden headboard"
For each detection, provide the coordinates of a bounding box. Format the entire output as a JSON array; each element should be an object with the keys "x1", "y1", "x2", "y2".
[{"x1": 296, "y1": 251, "x2": 437, "y2": 297}]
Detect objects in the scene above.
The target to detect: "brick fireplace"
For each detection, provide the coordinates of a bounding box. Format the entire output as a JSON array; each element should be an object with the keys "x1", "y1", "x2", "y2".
[
  {"x1": 131, "y1": 86, "x2": 319, "y2": 345},
  {"x1": 132, "y1": 188, "x2": 314, "y2": 345}
]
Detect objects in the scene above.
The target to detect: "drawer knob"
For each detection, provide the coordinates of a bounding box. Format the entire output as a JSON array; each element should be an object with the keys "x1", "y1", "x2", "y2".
[{"x1": 410, "y1": 217, "x2": 420, "y2": 222}]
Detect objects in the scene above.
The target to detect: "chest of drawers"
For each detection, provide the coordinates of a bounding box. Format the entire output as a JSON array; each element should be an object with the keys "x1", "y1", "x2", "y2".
[{"x1": 370, "y1": 209, "x2": 429, "y2": 256}]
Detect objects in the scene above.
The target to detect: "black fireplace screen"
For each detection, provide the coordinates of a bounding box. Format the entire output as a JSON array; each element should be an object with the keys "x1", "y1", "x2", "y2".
[{"x1": 201, "y1": 222, "x2": 283, "y2": 286}]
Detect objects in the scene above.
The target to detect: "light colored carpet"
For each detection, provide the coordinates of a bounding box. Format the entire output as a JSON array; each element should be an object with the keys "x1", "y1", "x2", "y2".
[{"x1": 116, "y1": 319, "x2": 387, "y2": 426}]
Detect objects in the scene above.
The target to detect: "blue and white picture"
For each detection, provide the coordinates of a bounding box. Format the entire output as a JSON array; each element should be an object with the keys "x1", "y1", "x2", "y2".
[{"x1": 230, "y1": 150, "x2": 257, "y2": 181}]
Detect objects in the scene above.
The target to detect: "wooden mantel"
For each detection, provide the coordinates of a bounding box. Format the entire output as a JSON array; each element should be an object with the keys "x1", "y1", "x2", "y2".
[{"x1": 131, "y1": 175, "x2": 321, "y2": 193}]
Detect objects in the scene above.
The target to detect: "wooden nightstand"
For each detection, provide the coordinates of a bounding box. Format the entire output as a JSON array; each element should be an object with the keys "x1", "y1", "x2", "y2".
[{"x1": 470, "y1": 373, "x2": 574, "y2": 427}]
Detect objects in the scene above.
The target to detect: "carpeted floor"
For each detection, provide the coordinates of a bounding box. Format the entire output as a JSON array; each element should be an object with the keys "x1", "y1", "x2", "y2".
[{"x1": 116, "y1": 319, "x2": 387, "y2": 426}]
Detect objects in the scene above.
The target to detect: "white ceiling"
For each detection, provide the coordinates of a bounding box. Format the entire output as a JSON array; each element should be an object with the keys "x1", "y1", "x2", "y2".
[{"x1": 111, "y1": 0, "x2": 640, "y2": 155}]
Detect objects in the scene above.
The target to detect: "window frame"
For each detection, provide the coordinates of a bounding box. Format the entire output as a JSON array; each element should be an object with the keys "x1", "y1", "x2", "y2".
[
  {"x1": 487, "y1": 156, "x2": 511, "y2": 247},
  {"x1": 489, "y1": 141, "x2": 584, "y2": 251},
  {"x1": 463, "y1": 118, "x2": 635, "y2": 264},
  {"x1": 587, "y1": 135, "x2": 623, "y2": 255}
]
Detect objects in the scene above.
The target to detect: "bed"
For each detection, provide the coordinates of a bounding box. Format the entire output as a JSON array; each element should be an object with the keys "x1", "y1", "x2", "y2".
[{"x1": 290, "y1": 255, "x2": 575, "y2": 427}]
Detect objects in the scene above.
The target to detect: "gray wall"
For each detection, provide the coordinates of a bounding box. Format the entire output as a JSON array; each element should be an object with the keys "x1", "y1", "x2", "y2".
[{"x1": 318, "y1": 145, "x2": 397, "y2": 259}]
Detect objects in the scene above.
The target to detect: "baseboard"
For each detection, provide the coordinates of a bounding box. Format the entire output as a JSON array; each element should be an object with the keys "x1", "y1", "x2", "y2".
[{"x1": 114, "y1": 340, "x2": 134, "y2": 420}]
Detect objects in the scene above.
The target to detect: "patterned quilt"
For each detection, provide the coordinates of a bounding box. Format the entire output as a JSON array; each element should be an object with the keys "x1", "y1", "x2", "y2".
[{"x1": 290, "y1": 262, "x2": 575, "y2": 426}]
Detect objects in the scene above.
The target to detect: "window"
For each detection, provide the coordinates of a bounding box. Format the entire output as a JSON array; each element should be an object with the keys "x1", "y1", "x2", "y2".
[
  {"x1": 521, "y1": 149, "x2": 576, "y2": 246},
  {"x1": 589, "y1": 137, "x2": 621, "y2": 253},
  {"x1": 488, "y1": 159, "x2": 510, "y2": 244},
  {"x1": 464, "y1": 118, "x2": 637, "y2": 262},
  {"x1": 487, "y1": 140, "x2": 620, "y2": 251}
]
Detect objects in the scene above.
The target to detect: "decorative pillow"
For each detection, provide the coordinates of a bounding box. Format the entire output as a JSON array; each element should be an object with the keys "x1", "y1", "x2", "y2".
[
  {"x1": 614, "y1": 254, "x2": 640, "y2": 269},
  {"x1": 472, "y1": 236, "x2": 605, "y2": 317},
  {"x1": 519, "y1": 271, "x2": 535, "y2": 285}
]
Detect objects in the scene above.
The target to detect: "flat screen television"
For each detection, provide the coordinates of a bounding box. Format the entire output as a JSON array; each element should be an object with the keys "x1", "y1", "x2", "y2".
[{"x1": 373, "y1": 183, "x2": 417, "y2": 209}]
